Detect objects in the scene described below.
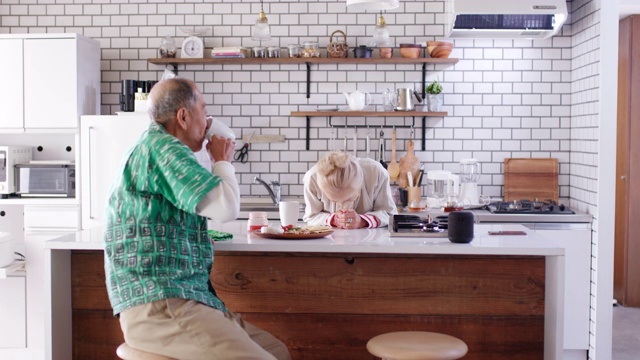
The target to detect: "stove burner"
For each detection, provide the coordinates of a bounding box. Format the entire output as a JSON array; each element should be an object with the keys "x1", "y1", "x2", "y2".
[
  {"x1": 489, "y1": 199, "x2": 574, "y2": 214},
  {"x1": 392, "y1": 215, "x2": 449, "y2": 233}
]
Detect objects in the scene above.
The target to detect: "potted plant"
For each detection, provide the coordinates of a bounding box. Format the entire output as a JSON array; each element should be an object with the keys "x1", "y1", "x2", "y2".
[{"x1": 425, "y1": 78, "x2": 444, "y2": 112}]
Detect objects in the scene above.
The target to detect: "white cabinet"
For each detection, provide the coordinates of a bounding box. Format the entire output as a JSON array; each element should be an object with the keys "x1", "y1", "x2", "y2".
[
  {"x1": 521, "y1": 222, "x2": 591, "y2": 359},
  {"x1": 0, "y1": 39, "x2": 24, "y2": 130},
  {"x1": 0, "y1": 34, "x2": 100, "y2": 130},
  {"x1": 80, "y1": 115, "x2": 151, "y2": 229},
  {"x1": 0, "y1": 276, "x2": 26, "y2": 348}
]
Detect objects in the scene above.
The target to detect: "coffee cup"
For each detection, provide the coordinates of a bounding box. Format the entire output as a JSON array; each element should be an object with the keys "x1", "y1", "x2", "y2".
[{"x1": 279, "y1": 201, "x2": 299, "y2": 227}]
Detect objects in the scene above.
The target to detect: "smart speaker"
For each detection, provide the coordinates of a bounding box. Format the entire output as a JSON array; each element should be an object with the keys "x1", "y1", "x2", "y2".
[{"x1": 448, "y1": 211, "x2": 474, "y2": 243}]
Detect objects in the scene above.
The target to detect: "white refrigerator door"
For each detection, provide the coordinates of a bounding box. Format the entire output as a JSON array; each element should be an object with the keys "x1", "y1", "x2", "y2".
[{"x1": 80, "y1": 115, "x2": 150, "y2": 229}]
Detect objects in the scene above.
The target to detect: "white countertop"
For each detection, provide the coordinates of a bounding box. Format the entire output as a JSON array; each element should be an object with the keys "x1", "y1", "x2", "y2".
[{"x1": 45, "y1": 222, "x2": 563, "y2": 257}]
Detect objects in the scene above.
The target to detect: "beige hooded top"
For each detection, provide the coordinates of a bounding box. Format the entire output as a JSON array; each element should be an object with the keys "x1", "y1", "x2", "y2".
[{"x1": 303, "y1": 157, "x2": 397, "y2": 228}]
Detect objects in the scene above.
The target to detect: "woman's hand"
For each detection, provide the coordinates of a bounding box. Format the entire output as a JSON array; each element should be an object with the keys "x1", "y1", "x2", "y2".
[{"x1": 332, "y1": 209, "x2": 366, "y2": 229}]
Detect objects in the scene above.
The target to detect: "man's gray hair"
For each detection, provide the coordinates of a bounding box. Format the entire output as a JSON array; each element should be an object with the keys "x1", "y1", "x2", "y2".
[{"x1": 148, "y1": 78, "x2": 199, "y2": 125}]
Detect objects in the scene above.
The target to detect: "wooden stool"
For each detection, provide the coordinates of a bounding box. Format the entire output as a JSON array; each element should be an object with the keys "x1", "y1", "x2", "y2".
[
  {"x1": 116, "y1": 343, "x2": 177, "y2": 360},
  {"x1": 366, "y1": 331, "x2": 468, "y2": 360}
]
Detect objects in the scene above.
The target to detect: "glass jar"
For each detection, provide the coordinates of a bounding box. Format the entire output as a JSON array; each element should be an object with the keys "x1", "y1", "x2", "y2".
[
  {"x1": 252, "y1": 46, "x2": 266, "y2": 58},
  {"x1": 287, "y1": 44, "x2": 301, "y2": 58},
  {"x1": 267, "y1": 46, "x2": 281, "y2": 58},
  {"x1": 159, "y1": 35, "x2": 177, "y2": 58},
  {"x1": 302, "y1": 41, "x2": 320, "y2": 58},
  {"x1": 247, "y1": 212, "x2": 269, "y2": 232}
]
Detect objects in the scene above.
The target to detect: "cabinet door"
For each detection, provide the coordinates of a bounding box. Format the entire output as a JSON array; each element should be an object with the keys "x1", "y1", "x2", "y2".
[
  {"x1": 81, "y1": 115, "x2": 151, "y2": 229},
  {"x1": 0, "y1": 39, "x2": 24, "y2": 129},
  {"x1": 0, "y1": 205, "x2": 24, "y2": 244},
  {"x1": 536, "y1": 226, "x2": 591, "y2": 350},
  {"x1": 0, "y1": 276, "x2": 27, "y2": 348},
  {"x1": 23, "y1": 39, "x2": 77, "y2": 129}
]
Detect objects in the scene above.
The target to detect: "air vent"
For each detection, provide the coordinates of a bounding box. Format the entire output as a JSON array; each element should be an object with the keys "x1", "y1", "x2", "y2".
[{"x1": 454, "y1": 15, "x2": 554, "y2": 30}]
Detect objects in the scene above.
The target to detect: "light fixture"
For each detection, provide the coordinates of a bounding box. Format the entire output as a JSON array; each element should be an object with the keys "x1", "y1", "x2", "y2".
[
  {"x1": 251, "y1": 0, "x2": 272, "y2": 42},
  {"x1": 346, "y1": 0, "x2": 399, "y2": 12},
  {"x1": 370, "y1": 11, "x2": 391, "y2": 47}
]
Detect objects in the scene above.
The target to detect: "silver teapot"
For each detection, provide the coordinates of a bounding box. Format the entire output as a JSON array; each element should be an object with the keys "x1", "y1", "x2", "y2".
[{"x1": 388, "y1": 88, "x2": 423, "y2": 111}]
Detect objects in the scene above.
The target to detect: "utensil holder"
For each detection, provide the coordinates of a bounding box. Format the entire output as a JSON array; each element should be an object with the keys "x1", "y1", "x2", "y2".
[{"x1": 407, "y1": 187, "x2": 421, "y2": 204}]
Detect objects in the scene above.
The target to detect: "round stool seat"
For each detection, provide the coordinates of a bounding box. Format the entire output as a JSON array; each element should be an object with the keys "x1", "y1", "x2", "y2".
[
  {"x1": 367, "y1": 331, "x2": 468, "y2": 360},
  {"x1": 116, "y1": 343, "x2": 177, "y2": 360}
]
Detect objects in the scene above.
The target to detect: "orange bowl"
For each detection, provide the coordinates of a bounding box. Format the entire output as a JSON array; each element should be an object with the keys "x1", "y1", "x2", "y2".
[{"x1": 426, "y1": 41, "x2": 453, "y2": 59}]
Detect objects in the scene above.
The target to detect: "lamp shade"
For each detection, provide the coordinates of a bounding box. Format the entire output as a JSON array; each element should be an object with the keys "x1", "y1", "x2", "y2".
[{"x1": 346, "y1": 0, "x2": 399, "y2": 12}]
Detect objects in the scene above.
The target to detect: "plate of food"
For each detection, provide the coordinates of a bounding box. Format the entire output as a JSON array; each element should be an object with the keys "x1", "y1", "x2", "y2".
[{"x1": 252, "y1": 225, "x2": 334, "y2": 240}]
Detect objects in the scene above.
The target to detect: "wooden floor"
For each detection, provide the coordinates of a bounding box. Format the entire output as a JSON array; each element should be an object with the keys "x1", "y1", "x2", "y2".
[{"x1": 71, "y1": 251, "x2": 546, "y2": 359}]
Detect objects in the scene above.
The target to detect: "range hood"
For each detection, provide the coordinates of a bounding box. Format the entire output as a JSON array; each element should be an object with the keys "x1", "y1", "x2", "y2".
[{"x1": 445, "y1": 0, "x2": 568, "y2": 39}]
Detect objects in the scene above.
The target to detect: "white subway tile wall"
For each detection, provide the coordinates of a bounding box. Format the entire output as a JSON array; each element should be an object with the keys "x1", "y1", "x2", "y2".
[
  {"x1": 569, "y1": 1, "x2": 600, "y2": 359},
  {"x1": 0, "y1": 0, "x2": 577, "y2": 202},
  {"x1": 0, "y1": 0, "x2": 614, "y2": 358}
]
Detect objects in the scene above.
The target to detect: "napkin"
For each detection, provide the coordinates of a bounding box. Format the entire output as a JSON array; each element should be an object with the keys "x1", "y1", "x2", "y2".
[{"x1": 208, "y1": 229, "x2": 233, "y2": 242}]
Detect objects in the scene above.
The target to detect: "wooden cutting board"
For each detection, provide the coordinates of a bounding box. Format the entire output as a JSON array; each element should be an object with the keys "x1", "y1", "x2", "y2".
[{"x1": 504, "y1": 158, "x2": 559, "y2": 203}]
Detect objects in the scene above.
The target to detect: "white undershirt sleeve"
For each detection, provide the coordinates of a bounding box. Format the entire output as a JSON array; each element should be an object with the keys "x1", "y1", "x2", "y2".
[{"x1": 195, "y1": 161, "x2": 240, "y2": 222}]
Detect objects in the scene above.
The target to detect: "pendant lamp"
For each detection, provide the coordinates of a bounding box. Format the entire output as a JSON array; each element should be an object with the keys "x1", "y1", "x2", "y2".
[
  {"x1": 370, "y1": 12, "x2": 391, "y2": 47},
  {"x1": 251, "y1": 0, "x2": 272, "y2": 42},
  {"x1": 346, "y1": 0, "x2": 399, "y2": 12}
]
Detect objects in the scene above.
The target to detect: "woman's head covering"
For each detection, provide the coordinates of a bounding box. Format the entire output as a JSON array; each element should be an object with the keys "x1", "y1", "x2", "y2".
[{"x1": 316, "y1": 152, "x2": 363, "y2": 205}]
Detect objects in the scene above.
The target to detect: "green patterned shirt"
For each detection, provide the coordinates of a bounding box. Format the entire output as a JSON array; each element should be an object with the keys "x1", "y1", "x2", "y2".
[{"x1": 104, "y1": 122, "x2": 225, "y2": 316}]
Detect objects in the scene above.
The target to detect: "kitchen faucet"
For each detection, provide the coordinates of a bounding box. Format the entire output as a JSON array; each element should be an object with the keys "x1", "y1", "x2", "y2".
[{"x1": 252, "y1": 176, "x2": 281, "y2": 206}]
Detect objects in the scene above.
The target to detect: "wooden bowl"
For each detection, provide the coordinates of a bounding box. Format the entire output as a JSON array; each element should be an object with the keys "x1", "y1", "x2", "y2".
[
  {"x1": 426, "y1": 41, "x2": 453, "y2": 59},
  {"x1": 399, "y1": 44, "x2": 422, "y2": 59}
]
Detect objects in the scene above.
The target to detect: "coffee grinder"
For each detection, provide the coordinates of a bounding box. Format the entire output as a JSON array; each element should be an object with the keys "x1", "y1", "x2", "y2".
[{"x1": 459, "y1": 158, "x2": 480, "y2": 205}]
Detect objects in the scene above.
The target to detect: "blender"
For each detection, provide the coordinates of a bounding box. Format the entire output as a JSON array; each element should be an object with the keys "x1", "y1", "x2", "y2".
[
  {"x1": 425, "y1": 170, "x2": 458, "y2": 208},
  {"x1": 459, "y1": 158, "x2": 480, "y2": 205}
]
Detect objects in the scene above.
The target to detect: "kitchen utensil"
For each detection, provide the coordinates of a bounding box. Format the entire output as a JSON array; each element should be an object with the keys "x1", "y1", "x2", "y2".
[
  {"x1": 328, "y1": 30, "x2": 349, "y2": 58},
  {"x1": 206, "y1": 116, "x2": 236, "y2": 141},
  {"x1": 234, "y1": 131, "x2": 254, "y2": 164},
  {"x1": 426, "y1": 41, "x2": 453, "y2": 59},
  {"x1": 379, "y1": 128, "x2": 387, "y2": 169},
  {"x1": 343, "y1": 90, "x2": 372, "y2": 111},
  {"x1": 399, "y1": 44, "x2": 422, "y2": 58},
  {"x1": 407, "y1": 171, "x2": 414, "y2": 188},
  {"x1": 387, "y1": 129, "x2": 400, "y2": 182},
  {"x1": 459, "y1": 158, "x2": 480, "y2": 204},
  {"x1": 353, "y1": 45, "x2": 373, "y2": 58},
  {"x1": 390, "y1": 88, "x2": 422, "y2": 111},
  {"x1": 398, "y1": 136, "x2": 421, "y2": 189},
  {"x1": 503, "y1": 158, "x2": 559, "y2": 203}
]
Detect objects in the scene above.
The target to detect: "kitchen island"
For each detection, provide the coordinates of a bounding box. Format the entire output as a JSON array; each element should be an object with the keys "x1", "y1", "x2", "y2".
[{"x1": 43, "y1": 223, "x2": 564, "y2": 360}]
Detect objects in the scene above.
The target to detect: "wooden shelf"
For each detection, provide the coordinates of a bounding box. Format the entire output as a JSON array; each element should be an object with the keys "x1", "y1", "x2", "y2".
[
  {"x1": 148, "y1": 57, "x2": 459, "y2": 66},
  {"x1": 291, "y1": 111, "x2": 448, "y2": 151},
  {"x1": 291, "y1": 111, "x2": 447, "y2": 117}
]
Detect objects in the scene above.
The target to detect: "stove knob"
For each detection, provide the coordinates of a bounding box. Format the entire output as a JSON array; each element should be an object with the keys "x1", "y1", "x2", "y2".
[
  {"x1": 549, "y1": 204, "x2": 554, "y2": 211},
  {"x1": 559, "y1": 204, "x2": 565, "y2": 211}
]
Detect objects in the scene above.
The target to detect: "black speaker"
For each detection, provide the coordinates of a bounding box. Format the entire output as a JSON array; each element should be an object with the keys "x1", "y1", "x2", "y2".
[
  {"x1": 120, "y1": 79, "x2": 137, "y2": 112},
  {"x1": 448, "y1": 211, "x2": 474, "y2": 243}
]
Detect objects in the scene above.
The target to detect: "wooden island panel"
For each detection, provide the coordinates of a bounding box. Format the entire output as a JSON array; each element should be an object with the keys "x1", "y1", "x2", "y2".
[{"x1": 70, "y1": 251, "x2": 545, "y2": 360}]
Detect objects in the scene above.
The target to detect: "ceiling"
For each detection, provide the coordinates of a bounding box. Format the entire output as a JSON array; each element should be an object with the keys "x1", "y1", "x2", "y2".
[{"x1": 620, "y1": 0, "x2": 640, "y2": 19}]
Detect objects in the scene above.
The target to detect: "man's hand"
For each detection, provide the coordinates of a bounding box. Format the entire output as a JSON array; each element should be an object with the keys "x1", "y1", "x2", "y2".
[
  {"x1": 332, "y1": 209, "x2": 366, "y2": 229},
  {"x1": 207, "y1": 135, "x2": 234, "y2": 162}
]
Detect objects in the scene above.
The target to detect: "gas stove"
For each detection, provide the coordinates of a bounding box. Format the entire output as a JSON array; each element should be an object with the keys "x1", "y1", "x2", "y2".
[
  {"x1": 487, "y1": 199, "x2": 575, "y2": 215},
  {"x1": 389, "y1": 214, "x2": 450, "y2": 238}
]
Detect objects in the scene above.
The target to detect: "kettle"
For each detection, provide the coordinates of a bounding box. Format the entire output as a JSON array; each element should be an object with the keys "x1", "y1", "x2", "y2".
[
  {"x1": 343, "y1": 90, "x2": 372, "y2": 111},
  {"x1": 389, "y1": 88, "x2": 422, "y2": 111}
]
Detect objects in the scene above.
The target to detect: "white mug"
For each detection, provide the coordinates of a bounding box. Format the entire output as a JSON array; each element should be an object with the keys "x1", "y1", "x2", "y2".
[{"x1": 279, "y1": 201, "x2": 299, "y2": 227}]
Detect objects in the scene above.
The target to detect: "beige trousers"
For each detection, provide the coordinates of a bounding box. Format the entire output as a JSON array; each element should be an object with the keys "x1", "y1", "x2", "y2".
[{"x1": 119, "y1": 298, "x2": 291, "y2": 360}]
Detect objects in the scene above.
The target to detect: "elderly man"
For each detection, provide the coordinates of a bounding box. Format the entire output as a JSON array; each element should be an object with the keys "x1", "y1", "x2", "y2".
[{"x1": 103, "y1": 78, "x2": 290, "y2": 360}]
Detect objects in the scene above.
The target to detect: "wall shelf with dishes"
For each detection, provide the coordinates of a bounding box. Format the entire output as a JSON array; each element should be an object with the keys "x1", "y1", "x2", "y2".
[
  {"x1": 290, "y1": 110, "x2": 447, "y2": 151},
  {"x1": 147, "y1": 57, "x2": 459, "y2": 99}
]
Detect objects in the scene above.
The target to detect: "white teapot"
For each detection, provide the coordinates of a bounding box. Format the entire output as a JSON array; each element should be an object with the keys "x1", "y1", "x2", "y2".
[{"x1": 343, "y1": 90, "x2": 371, "y2": 111}]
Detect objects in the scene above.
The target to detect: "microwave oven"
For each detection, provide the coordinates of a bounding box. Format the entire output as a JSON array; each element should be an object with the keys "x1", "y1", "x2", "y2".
[
  {"x1": 15, "y1": 162, "x2": 75, "y2": 198},
  {"x1": 0, "y1": 145, "x2": 33, "y2": 196}
]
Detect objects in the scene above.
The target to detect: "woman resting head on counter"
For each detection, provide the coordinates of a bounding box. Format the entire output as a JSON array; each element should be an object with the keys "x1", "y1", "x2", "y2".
[{"x1": 303, "y1": 151, "x2": 397, "y2": 229}]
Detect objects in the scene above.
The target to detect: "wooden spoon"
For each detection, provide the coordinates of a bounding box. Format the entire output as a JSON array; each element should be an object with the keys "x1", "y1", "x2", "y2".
[{"x1": 387, "y1": 129, "x2": 400, "y2": 182}]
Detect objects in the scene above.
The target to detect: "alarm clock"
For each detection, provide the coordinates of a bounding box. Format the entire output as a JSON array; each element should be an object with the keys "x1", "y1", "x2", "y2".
[{"x1": 181, "y1": 35, "x2": 204, "y2": 58}]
